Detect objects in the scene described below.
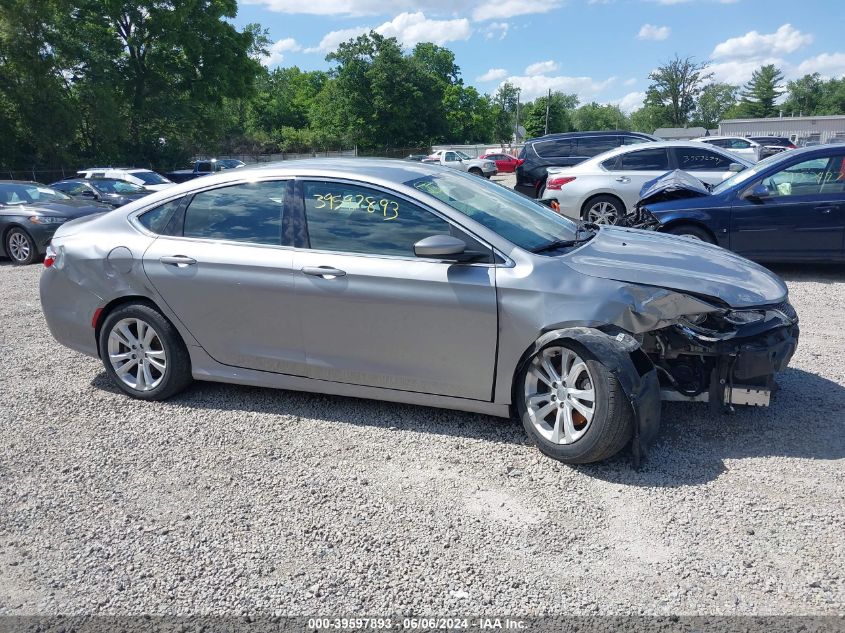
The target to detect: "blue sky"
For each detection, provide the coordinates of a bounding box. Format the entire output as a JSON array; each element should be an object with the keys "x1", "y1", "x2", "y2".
[{"x1": 231, "y1": 0, "x2": 845, "y2": 112}]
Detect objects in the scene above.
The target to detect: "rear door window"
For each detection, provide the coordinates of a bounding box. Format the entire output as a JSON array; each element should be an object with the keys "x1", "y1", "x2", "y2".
[
  {"x1": 618, "y1": 148, "x2": 670, "y2": 170},
  {"x1": 182, "y1": 181, "x2": 286, "y2": 245},
  {"x1": 533, "y1": 139, "x2": 572, "y2": 158},
  {"x1": 576, "y1": 136, "x2": 619, "y2": 157}
]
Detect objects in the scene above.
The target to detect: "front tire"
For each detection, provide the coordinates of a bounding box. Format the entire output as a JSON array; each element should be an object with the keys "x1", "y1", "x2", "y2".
[
  {"x1": 469, "y1": 167, "x2": 483, "y2": 177},
  {"x1": 516, "y1": 341, "x2": 633, "y2": 464},
  {"x1": 98, "y1": 304, "x2": 193, "y2": 400},
  {"x1": 664, "y1": 223, "x2": 714, "y2": 243},
  {"x1": 5, "y1": 228, "x2": 37, "y2": 265}
]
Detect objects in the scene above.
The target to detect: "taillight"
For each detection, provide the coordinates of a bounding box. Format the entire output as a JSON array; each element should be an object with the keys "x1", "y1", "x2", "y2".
[
  {"x1": 516, "y1": 159, "x2": 524, "y2": 166},
  {"x1": 545, "y1": 176, "x2": 576, "y2": 190},
  {"x1": 43, "y1": 244, "x2": 57, "y2": 268}
]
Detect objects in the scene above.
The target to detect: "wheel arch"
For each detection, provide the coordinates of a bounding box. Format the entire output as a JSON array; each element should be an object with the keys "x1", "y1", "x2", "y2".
[
  {"x1": 580, "y1": 192, "x2": 626, "y2": 220},
  {"x1": 509, "y1": 326, "x2": 662, "y2": 462},
  {"x1": 2, "y1": 222, "x2": 33, "y2": 254},
  {"x1": 658, "y1": 219, "x2": 718, "y2": 243},
  {"x1": 94, "y1": 295, "x2": 176, "y2": 356}
]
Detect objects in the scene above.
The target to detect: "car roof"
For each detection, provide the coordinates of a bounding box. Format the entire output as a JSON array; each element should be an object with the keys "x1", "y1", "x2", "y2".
[
  {"x1": 695, "y1": 135, "x2": 756, "y2": 141},
  {"x1": 527, "y1": 130, "x2": 657, "y2": 143},
  {"x1": 572, "y1": 140, "x2": 753, "y2": 166}
]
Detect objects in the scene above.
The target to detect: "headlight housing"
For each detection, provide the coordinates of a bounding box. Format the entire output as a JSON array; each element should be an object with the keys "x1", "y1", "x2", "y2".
[
  {"x1": 722, "y1": 310, "x2": 766, "y2": 325},
  {"x1": 29, "y1": 216, "x2": 67, "y2": 225}
]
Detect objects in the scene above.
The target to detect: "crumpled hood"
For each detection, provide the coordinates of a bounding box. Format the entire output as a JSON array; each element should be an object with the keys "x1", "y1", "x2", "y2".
[
  {"x1": 637, "y1": 169, "x2": 711, "y2": 206},
  {"x1": 566, "y1": 226, "x2": 787, "y2": 308}
]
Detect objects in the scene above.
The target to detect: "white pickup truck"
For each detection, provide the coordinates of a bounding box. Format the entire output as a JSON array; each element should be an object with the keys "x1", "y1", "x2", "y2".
[{"x1": 423, "y1": 150, "x2": 498, "y2": 178}]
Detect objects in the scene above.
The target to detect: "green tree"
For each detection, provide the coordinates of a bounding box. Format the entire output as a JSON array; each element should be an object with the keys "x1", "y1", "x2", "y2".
[
  {"x1": 522, "y1": 92, "x2": 578, "y2": 138},
  {"x1": 692, "y1": 83, "x2": 738, "y2": 128},
  {"x1": 629, "y1": 104, "x2": 672, "y2": 134},
  {"x1": 491, "y1": 82, "x2": 520, "y2": 141},
  {"x1": 782, "y1": 73, "x2": 825, "y2": 116},
  {"x1": 573, "y1": 102, "x2": 629, "y2": 131},
  {"x1": 735, "y1": 64, "x2": 784, "y2": 118},
  {"x1": 646, "y1": 55, "x2": 712, "y2": 126}
]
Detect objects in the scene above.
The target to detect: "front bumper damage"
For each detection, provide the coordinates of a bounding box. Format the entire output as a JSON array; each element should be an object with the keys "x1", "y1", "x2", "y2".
[{"x1": 642, "y1": 303, "x2": 799, "y2": 412}]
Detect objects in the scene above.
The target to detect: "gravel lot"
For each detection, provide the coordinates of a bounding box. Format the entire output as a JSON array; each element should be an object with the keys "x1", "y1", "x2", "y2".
[{"x1": 1, "y1": 251, "x2": 843, "y2": 617}]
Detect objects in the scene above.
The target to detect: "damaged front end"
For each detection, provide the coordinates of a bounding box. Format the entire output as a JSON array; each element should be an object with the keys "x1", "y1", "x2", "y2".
[{"x1": 640, "y1": 300, "x2": 799, "y2": 411}]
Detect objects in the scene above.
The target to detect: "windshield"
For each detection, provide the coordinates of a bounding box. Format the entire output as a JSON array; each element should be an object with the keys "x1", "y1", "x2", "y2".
[
  {"x1": 408, "y1": 171, "x2": 578, "y2": 251},
  {"x1": 455, "y1": 151, "x2": 472, "y2": 160},
  {"x1": 0, "y1": 183, "x2": 71, "y2": 205},
  {"x1": 132, "y1": 171, "x2": 171, "y2": 185},
  {"x1": 91, "y1": 179, "x2": 146, "y2": 194},
  {"x1": 711, "y1": 152, "x2": 785, "y2": 194}
]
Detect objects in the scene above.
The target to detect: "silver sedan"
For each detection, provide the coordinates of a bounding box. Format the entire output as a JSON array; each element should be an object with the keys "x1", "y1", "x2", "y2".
[
  {"x1": 40, "y1": 159, "x2": 798, "y2": 464},
  {"x1": 541, "y1": 141, "x2": 752, "y2": 224}
]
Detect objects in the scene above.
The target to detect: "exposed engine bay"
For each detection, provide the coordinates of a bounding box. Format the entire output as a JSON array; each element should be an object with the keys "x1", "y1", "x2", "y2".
[{"x1": 639, "y1": 301, "x2": 799, "y2": 410}]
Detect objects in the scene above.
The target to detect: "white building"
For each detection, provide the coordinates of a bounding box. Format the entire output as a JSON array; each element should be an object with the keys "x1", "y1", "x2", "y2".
[{"x1": 719, "y1": 115, "x2": 845, "y2": 145}]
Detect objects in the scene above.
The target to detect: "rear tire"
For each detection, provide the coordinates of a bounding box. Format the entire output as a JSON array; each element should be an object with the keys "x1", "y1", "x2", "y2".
[
  {"x1": 665, "y1": 223, "x2": 714, "y2": 243},
  {"x1": 582, "y1": 195, "x2": 624, "y2": 225},
  {"x1": 98, "y1": 303, "x2": 193, "y2": 401},
  {"x1": 5, "y1": 228, "x2": 37, "y2": 265},
  {"x1": 516, "y1": 340, "x2": 633, "y2": 464}
]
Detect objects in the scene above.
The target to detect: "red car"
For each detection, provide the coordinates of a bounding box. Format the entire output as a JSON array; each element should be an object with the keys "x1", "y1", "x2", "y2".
[{"x1": 480, "y1": 152, "x2": 522, "y2": 173}]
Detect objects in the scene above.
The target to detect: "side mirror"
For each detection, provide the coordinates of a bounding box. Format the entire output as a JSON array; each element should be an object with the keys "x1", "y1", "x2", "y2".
[
  {"x1": 80, "y1": 190, "x2": 97, "y2": 199},
  {"x1": 728, "y1": 163, "x2": 744, "y2": 172},
  {"x1": 414, "y1": 235, "x2": 466, "y2": 258},
  {"x1": 743, "y1": 183, "x2": 770, "y2": 201}
]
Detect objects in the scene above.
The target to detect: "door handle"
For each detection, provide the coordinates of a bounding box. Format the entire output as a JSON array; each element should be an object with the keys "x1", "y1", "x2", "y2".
[
  {"x1": 814, "y1": 205, "x2": 834, "y2": 214},
  {"x1": 615, "y1": 177, "x2": 630, "y2": 183},
  {"x1": 301, "y1": 266, "x2": 347, "y2": 279},
  {"x1": 159, "y1": 255, "x2": 197, "y2": 267}
]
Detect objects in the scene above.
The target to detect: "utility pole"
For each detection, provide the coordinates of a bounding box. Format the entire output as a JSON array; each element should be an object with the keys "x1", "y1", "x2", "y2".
[
  {"x1": 514, "y1": 88, "x2": 521, "y2": 142},
  {"x1": 544, "y1": 88, "x2": 551, "y2": 135}
]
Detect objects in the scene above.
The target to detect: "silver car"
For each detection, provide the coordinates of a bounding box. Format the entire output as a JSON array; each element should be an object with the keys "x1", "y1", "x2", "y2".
[
  {"x1": 541, "y1": 141, "x2": 751, "y2": 224},
  {"x1": 424, "y1": 150, "x2": 497, "y2": 178},
  {"x1": 40, "y1": 159, "x2": 798, "y2": 464}
]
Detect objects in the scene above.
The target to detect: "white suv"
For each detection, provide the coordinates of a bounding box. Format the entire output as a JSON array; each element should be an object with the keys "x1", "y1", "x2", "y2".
[
  {"x1": 77, "y1": 168, "x2": 174, "y2": 191},
  {"x1": 692, "y1": 136, "x2": 762, "y2": 163}
]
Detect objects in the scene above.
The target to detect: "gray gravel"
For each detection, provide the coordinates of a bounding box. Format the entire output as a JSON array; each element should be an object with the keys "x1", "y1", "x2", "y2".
[{"x1": 0, "y1": 257, "x2": 843, "y2": 617}]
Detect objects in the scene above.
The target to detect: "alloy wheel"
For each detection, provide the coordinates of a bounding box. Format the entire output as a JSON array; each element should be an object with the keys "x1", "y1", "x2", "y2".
[
  {"x1": 523, "y1": 347, "x2": 596, "y2": 445},
  {"x1": 107, "y1": 318, "x2": 167, "y2": 392},
  {"x1": 7, "y1": 231, "x2": 31, "y2": 262},
  {"x1": 587, "y1": 201, "x2": 620, "y2": 225}
]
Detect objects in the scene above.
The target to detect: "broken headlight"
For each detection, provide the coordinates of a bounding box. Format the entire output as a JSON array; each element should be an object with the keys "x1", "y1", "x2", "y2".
[{"x1": 722, "y1": 310, "x2": 766, "y2": 325}]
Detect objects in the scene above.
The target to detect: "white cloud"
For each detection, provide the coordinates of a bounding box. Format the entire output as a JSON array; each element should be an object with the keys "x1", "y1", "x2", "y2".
[
  {"x1": 305, "y1": 27, "x2": 369, "y2": 53},
  {"x1": 524, "y1": 60, "x2": 559, "y2": 76},
  {"x1": 638, "y1": 24, "x2": 670, "y2": 41},
  {"x1": 502, "y1": 74, "x2": 617, "y2": 101},
  {"x1": 305, "y1": 11, "x2": 470, "y2": 53},
  {"x1": 483, "y1": 22, "x2": 509, "y2": 40},
  {"x1": 795, "y1": 52, "x2": 845, "y2": 78},
  {"x1": 613, "y1": 91, "x2": 646, "y2": 113},
  {"x1": 472, "y1": 0, "x2": 563, "y2": 21},
  {"x1": 711, "y1": 24, "x2": 812, "y2": 60},
  {"x1": 259, "y1": 37, "x2": 301, "y2": 66},
  {"x1": 245, "y1": 0, "x2": 560, "y2": 19},
  {"x1": 708, "y1": 57, "x2": 785, "y2": 85},
  {"x1": 477, "y1": 68, "x2": 508, "y2": 82},
  {"x1": 242, "y1": 0, "x2": 428, "y2": 16},
  {"x1": 624, "y1": 77, "x2": 637, "y2": 86},
  {"x1": 376, "y1": 12, "x2": 471, "y2": 47}
]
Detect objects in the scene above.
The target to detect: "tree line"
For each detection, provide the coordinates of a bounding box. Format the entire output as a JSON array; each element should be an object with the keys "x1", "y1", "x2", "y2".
[{"x1": 2, "y1": 2, "x2": 844, "y2": 172}]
